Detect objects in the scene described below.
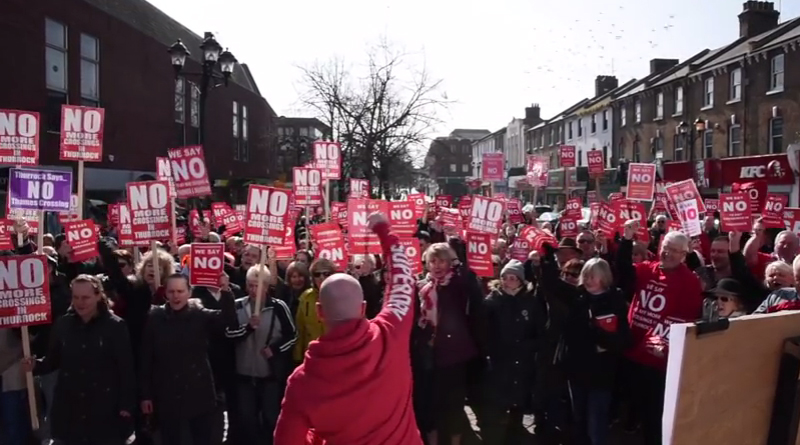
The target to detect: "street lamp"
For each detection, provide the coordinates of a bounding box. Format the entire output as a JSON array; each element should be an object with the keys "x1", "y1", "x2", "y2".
[
  {"x1": 676, "y1": 118, "x2": 706, "y2": 161},
  {"x1": 167, "y1": 32, "x2": 238, "y2": 144}
]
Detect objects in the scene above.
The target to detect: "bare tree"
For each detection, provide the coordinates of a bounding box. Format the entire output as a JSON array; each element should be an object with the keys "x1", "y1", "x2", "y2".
[{"x1": 296, "y1": 39, "x2": 448, "y2": 198}]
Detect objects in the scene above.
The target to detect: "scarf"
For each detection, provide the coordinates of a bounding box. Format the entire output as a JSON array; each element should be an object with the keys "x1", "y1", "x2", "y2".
[{"x1": 418, "y1": 270, "x2": 453, "y2": 329}]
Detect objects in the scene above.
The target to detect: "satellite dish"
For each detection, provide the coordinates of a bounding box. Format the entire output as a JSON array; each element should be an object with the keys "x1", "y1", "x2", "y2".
[{"x1": 787, "y1": 144, "x2": 800, "y2": 175}]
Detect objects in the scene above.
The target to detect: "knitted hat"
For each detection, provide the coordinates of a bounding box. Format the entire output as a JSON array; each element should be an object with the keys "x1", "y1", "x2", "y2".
[{"x1": 501, "y1": 259, "x2": 525, "y2": 283}]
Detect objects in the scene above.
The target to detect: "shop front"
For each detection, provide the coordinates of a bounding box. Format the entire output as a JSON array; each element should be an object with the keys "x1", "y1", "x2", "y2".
[{"x1": 543, "y1": 168, "x2": 584, "y2": 211}]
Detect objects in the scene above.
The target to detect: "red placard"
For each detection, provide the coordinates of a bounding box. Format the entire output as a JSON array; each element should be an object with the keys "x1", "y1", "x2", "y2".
[
  {"x1": 509, "y1": 237, "x2": 532, "y2": 262},
  {"x1": 467, "y1": 195, "x2": 505, "y2": 235},
  {"x1": 167, "y1": 145, "x2": 212, "y2": 199},
  {"x1": 0, "y1": 109, "x2": 40, "y2": 166},
  {"x1": 466, "y1": 232, "x2": 493, "y2": 277},
  {"x1": 732, "y1": 181, "x2": 767, "y2": 214},
  {"x1": 482, "y1": 152, "x2": 505, "y2": 181},
  {"x1": 664, "y1": 179, "x2": 706, "y2": 213},
  {"x1": 587, "y1": 150, "x2": 604, "y2": 177},
  {"x1": 439, "y1": 208, "x2": 462, "y2": 233},
  {"x1": 59, "y1": 105, "x2": 104, "y2": 162},
  {"x1": 559, "y1": 217, "x2": 579, "y2": 238},
  {"x1": 347, "y1": 199, "x2": 388, "y2": 254},
  {"x1": 64, "y1": 220, "x2": 99, "y2": 262},
  {"x1": 435, "y1": 194, "x2": 452, "y2": 209},
  {"x1": 398, "y1": 237, "x2": 423, "y2": 276},
  {"x1": 211, "y1": 202, "x2": 243, "y2": 236},
  {"x1": 117, "y1": 204, "x2": 139, "y2": 247},
  {"x1": 626, "y1": 163, "x2": 657, "y2": 201},
  {"x1": 614, "y1": 200, "x2": 648, "y2": 240},
  {"x1": 0, "y1": 255, "x2": 51, "y2": 328},
  {"x1": 312, "y1": 141, "x2": 342, "y2": 180},
  {"x1": 189, "y1": 243, "x2": 225, "y2": 287},
  {"x1": 565, "y1": 198, "x2": 582, "y2": 219},
  {"x1": 349, "y1": 179, "x2": 370, "y2": 199},
  {"x1": 156, "y1": 157, "x2": 177, "y2": 198},
  {"x1": 331, "y1": 202, "x2": 347, "y2": 228},
  {"x1": 292, "y1": 167, "x2": 324, "y2": 207},
  {"x1": 244, "y1": 186, "x2": 291, "y2": 246},
  {"x1": 526, "y1": 155, "x2": 547, "y2": 187},
  {"x1": 126, "y1": 181, "x2": 173, "y2": 243},
  {"x1": 704, "y1": 198, "x2": 719, "y2": 215},
  {"x1": 312, "y1": 223, "x2": 346, "y2": 270},
  {"x1": 272, "y1": 217, "x2": 296, "y2": 260},
  {"x1": 559, "y1": 145, "x2": 576, "y2": 168},
  {"x1": 506, "y1": 199, "x2": 524, "y2": 224},
  {"x1": 783, "y1": 208, "x2": 800, "y2": 234},
  {"x1": 719, "y1": 193, "x2": 752, "y2": 232},
  {"x1": 0, "y1": 219, "x2": 15, "y2": 251},
  {"x1": 389, "y1": 201, "x2": 416, "y2": 238},
  {"x1": 58, "y1": 194, "x2": 80, "y2": 223},
  {"x1": 407, "y1": 193, "x2": 426, "y2": 219},
  {"x1": 459, "y1": 196, "x2": 473, "y2": 219},
  {"x1": 596, "y1": 202, "x2": 618, "y2": 238},
  {"x1": 762, "y1": 194, "x2": 788, "y2": 228}
]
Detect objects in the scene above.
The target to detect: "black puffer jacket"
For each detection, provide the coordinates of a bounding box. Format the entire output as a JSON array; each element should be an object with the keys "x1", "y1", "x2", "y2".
[
  {"x1": 34, "y1": 305, "x2": 136, "y2": 444},
  {"x1": 482, "y1": 283, "x2": 545, "y2": 409},
  {"x1": 139, "y1": 295, "x2": 238, "y2": 421}
]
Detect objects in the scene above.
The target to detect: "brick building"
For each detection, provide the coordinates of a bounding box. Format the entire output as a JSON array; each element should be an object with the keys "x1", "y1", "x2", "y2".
[
  {"x1": 0, "y1": 0, "x2": 277, "y2": 200},
  {"x1": 425, "y1": 129, "x2": 489, "y2": 197},
  {"x1": 612, "y1": 1, "x2": 800, "y2": 203}
]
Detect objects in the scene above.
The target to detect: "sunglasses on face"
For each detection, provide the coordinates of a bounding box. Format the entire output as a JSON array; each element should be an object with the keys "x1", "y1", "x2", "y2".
[
  {"x1": 715, "y1": 296, "x2": 731, "y2": 303},
  {"x1": 313, "y1": 271, "x2": 332, "y2": 278}
]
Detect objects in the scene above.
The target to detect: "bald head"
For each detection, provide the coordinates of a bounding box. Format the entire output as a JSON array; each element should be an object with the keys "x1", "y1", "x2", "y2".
[{"x1": 318, "y1": 273, "x2": 364, "y2": 322}]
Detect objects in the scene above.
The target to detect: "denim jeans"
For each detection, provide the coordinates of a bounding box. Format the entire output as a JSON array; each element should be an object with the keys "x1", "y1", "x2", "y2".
[
  {"x1": 568, "y1": 383, "x2": 612, "y2": 445},
  {"x1": 0, "y1": 389, "x2": 30, "y2": 445},
  {"x1": 235, "y1": 377, "x2": 281, "y2": 445}
]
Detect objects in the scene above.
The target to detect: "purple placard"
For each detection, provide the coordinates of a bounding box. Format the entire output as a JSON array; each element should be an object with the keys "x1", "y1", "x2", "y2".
[{"x1": 9, "y1": 168, "x2": 73, "y2": 212}]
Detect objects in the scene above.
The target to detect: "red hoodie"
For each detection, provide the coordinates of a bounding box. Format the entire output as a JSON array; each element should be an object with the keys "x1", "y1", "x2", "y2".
[
  {"x1": 273, "y1": 221, "x2": 422, "y2": 445},
  {"x1": 625, "y1": 259, "x2": 703, "y2": 370}
]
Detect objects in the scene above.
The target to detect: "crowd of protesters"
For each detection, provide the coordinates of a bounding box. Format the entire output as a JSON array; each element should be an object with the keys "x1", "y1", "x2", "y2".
[{"x1": 0, "y1": 196, "x2": 798, "y2": 445}]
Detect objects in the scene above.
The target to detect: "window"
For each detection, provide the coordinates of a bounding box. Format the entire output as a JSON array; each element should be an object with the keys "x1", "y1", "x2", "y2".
[
  {"x1": 449, "y1": 164, "x2": 456, "y2": 173},
  {"x1": 558, "y1": 125, "x2": 563, "y2": 143},
  {"x1": 728, "y1": 125, "x2": 741, "y2": 156},
  {"x1": 602, "y1": 110, "x2": 609, "y2": 131},
  {"x1": 461, "y1": 164, "x2": 469, "y2": 173},
  {"x1": 577, "y1": 150, "x2": 583, "y2": 167},
  {"x1": 633, "y1": 140, "x2": 641, "y2": 163},
  {"x1": 703, "y1": 130, "x2": 714, "y2": 159},
  {"x1": 770, "y1": 54, "x2": 785, "y2": 92},
  {"x1": 602, "y1": 146, "x2": 608, "y2": 167},
  {"x1": 590, "y1": 114, "x2": 597, "y2": 133},
  {"x1": 769, "y1": 117, "x2": 783, "y2": 154},
  {"x1": 189, "y1": 82, "x2": 200, "y2": 128},
  {"x1": 174, "y1": 78, "x2": 185, "y2": 123},
  {"x1": 653, "y1": 136, "x2": 664, "y2": 158},
  {"x1": 45, "y1": 90, "x2": 68, "y2": 133},
  {"x1": 655, "y1": 92, "x2": 664, "y2": 119},
  {"x1": 703, "y1": 77, "x2": 714, "y2": 108},
  {"x1": 549, "y1": 128, "x2": 554, "y2": 145},
  {"x1": 232, "y1": 101, "x2": 239, "y2": 138},
  {"x1": 45, "y1": 18, "x2": 67, "y2": 92},
  {"x1": 79, "y1": 34, "x2": 99, "y2": 106},
  {"x1": 241, "y1": 105, "x2": 249, "y2": 162},
  {"x1": 621, "y1": 107, "x2": 627, "y2": 127},
  {"x1": 577, "y1": 121, "x2": 583, "y2": 137},
  {"x1": 568, "y1": 122, "x2": 573, "y2": 139},
  {"x1": 674, "y1": 87, "x2": 684, "y2": 115},
  {"x1": 634, "y1": 99, "x2": 641, "y2": 123},
  {"x1": 730, "y1": 68, "x2": 742, "y2": 101},
  {"x1": 673, "y1": 134, "x2": 684, "y2": 161}
]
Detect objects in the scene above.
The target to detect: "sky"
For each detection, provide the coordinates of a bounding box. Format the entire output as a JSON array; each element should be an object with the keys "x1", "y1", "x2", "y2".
[{"x1": 149, "y1": 0, "x2": 799, "y2": 137}]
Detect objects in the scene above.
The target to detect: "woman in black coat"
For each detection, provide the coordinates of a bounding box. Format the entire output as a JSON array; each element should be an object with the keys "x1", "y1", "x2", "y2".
[
  {"x1": 22, "y1": 274, "x2": 136, "y2": 445},
  {"x1": 538, "y1": 245, "x2": 631, "y2": 445},
  {"x1": 481, "y1": 259, "x2": 545, "y2": 444}
]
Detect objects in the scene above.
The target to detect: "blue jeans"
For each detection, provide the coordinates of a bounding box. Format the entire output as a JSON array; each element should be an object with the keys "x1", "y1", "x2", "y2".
[
  {"x1": 0, "y1": 389, "x2": 29, "y2": 445},
  {"x1": 568, "y1": 383, "x2": 612, "y2": 445}
]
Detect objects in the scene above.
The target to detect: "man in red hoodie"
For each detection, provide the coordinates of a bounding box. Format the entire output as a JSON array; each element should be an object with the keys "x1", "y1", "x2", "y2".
[{"x1": 274, "y1": 212, "x2": 422, "y2": 445}]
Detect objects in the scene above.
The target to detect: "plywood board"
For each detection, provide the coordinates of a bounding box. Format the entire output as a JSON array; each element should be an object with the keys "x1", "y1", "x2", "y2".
[{"x1": 663, "y1": 311, "x2": 800, "y2": 445}]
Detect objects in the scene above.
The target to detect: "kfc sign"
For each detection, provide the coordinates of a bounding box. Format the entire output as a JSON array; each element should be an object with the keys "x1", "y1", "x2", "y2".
[{"x1": 721, "y1": 154, "x2": 793, "y2": 185}]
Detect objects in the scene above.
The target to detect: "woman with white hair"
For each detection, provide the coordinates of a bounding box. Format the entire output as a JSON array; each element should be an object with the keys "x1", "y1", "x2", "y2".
[
  {"x1": 538, "y1": 245, "x2": 630, "y2": 445},
  {"x1": 617, "y1": 221, "x2": 704, "y2": 445}
]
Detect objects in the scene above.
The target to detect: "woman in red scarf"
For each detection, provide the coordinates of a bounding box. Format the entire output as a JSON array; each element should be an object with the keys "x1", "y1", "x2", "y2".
[{"x1": 413, "y1": 242, "x2": 485, "y2": 445}]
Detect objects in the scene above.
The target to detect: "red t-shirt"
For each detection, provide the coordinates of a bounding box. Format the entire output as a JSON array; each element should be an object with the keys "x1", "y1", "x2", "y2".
[
  {"x1": 749, "y1": 252, "x2": 774, "y2": 281},
  {"x1": 626, "y1": 260, "x2": 704, "y2": 370},
  {"x1": 273, "y1": 222, "x2": 423, "y2": 445}
]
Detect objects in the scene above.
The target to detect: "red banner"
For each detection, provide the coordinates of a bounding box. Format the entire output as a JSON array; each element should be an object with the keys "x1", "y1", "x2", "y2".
[
  {"x1": 126, "y1": 181, "x2": 173, "y2": 243},
  {"x1": 59, "y1": 105, "x2": 104, "y2": 162},
  {"x1": 64, "y1": 220, "x2": 98, "y2": 262},
  {"x1": 189, "y1": 243, "x2": 225, "y2": 287},
  {"x1": 244, "y1": 186, "x2": 291, "y2": 246}
]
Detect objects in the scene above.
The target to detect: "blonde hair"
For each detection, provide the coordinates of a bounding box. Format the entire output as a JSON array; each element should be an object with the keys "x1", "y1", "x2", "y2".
[
  {"x1": 579, "y1": 257, "x2": 613, "y2": 290},
  {"x1": 135, "y1": 248, "x2": 176, "y2": 284},
  {"x1": 423, "y1": 242, "x2": 456, "y2": 264},
  {"x1": 766, "y1": 260, "x2": 793, "y2": 285}
]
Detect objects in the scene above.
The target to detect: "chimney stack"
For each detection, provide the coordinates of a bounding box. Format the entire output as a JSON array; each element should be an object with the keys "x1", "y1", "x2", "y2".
[
  {"x1": 594, "y1": 76, "x2": 619, "y2": 97},
  {"x1": 649, "y1": 59, "x2": 679, "y2": 75},
  {"x1": 739, "y1": 1, "x2": 780, "y2": 38},
  {"x1": 525, "y1": 104, "x2": 542, "y2": 126}
]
